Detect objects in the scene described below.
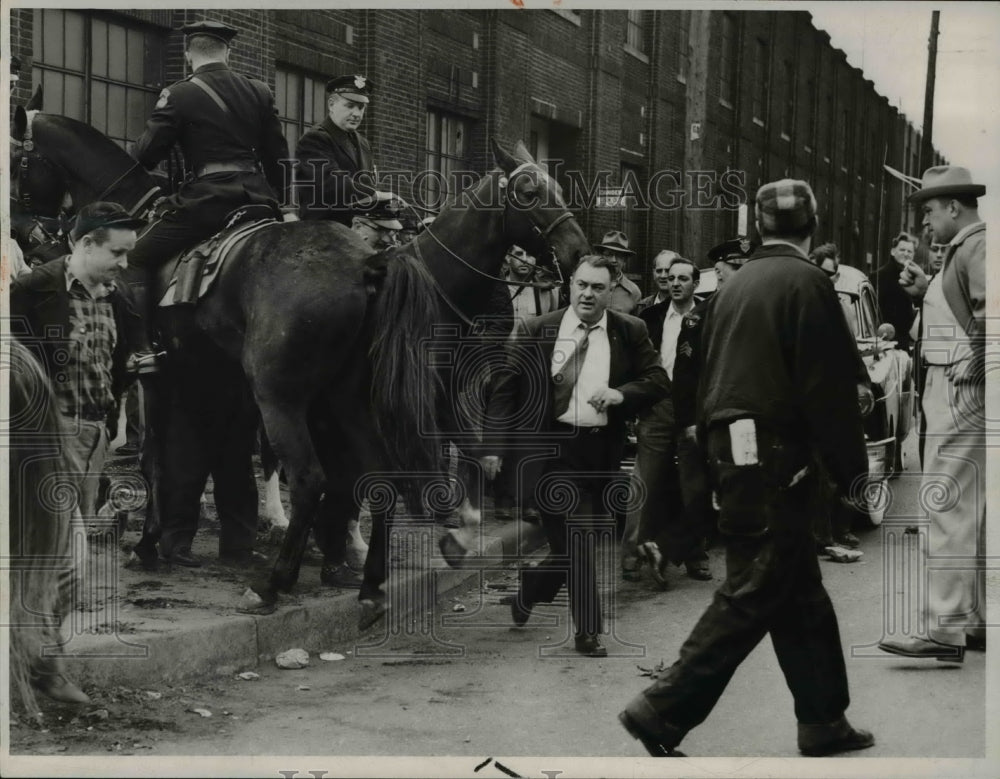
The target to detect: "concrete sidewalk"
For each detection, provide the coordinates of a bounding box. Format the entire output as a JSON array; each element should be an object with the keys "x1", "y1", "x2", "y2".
[{"x1": 63, "y1": 512, "x2": 543, "y2": 689}]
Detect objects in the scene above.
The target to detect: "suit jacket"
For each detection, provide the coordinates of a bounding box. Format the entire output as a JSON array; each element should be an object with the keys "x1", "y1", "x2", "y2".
[
  {"x1": 10, "y1": 258, "x2": 139, "y2": 434},
  {"x1": 294, "y1": 117, "x2": 376, "y2": 224},
  {"x1": 871, "y1": 260, "x2": 915, "y2": 351},
  {"x1": 487, "y1": 307, "x2": 670, "y2": 468}
]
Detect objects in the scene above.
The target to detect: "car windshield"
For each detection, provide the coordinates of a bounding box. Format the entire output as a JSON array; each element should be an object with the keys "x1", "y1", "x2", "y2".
[{"x1": 836, "y1": 291, "x2": 861, "y2": 337}]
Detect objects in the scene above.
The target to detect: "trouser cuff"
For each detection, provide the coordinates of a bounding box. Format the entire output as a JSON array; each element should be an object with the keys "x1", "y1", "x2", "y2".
[
  {"x1": 624, "y1": 694, "x2": 685, "y2": 749},
  {"x1": 797, "y1": 714, "x2": 849, "y2": 744}
]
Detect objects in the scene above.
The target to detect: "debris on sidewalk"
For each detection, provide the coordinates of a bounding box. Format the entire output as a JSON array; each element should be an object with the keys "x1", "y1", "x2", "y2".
[
  {"x1": 237, "y1": 671, "x2": 260, "y2": 681},
  {"x1": 83, "y1": 709, "x2": 110, "y2": 721},
  {"x1": 452, "y1": 603, "x2": 467, "y2": 612},
  {"x1": 636, "y1": 660, "x2": 667, "y2": 678},
  {"x1": 319, "y1": 652, "x2": 345, "y2": 662},
  {"x1": 189, "y1": 708, "x2": 212, "y2": 718},
  {"x1": 276, "y1": 648, "x2": 309, "y2": 669},
  {"x1": 144, "y1": 691, "x2": 162, "y2": 700},
  {"x1": 824, "y1": 546, "x2": 863, "y2": 563},
  {"x1": 296, "y1": 685, "x2": 311, "y2": 691}
]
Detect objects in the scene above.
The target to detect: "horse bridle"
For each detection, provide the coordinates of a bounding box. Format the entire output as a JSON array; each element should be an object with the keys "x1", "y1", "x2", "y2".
[{"x1": 419, "y1": 161, "x2": 578, "y2": 291}]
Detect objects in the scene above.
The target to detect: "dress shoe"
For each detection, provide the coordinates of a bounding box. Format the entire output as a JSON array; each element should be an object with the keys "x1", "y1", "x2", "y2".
[
  {"x1": 574, "y1": 635, "x2": 608, "y2": 657},
  {"x1": 685, "y1": 560, "x2": 712, "y2": 581},
  {"x1": 163, "y1": 548, "x2": 202, "y2": 568},
  {"x1": 510, "y1": 594, "x2": 533, "y2": 627},
  {"x1": 438, "y1": 532, "x2": 468, "y2": 568},
  {"x1": 320, "y1": 562, "x2": 364, "y2": 588},
  {"x1": 638, "y1": 541, "x2": 668, "y2": 588},
  {"x1": 798, "y1": 717, "x2": 875, "y2": 756},
  {"x1": 833, "y1": 531, "x2": 861, "y2": 549},
  {"x1": 622, "y1": 566, "x2": 642, "y2": 582},
  {"x1": 522, "y1": 507, "x2": 541, "y2": 523},
  {"x1": 877, "y1": 636, "x2": 964, "y2": 662},
  {"x1": 618, "y1": 710, "x2": 686, "y2": 757}
]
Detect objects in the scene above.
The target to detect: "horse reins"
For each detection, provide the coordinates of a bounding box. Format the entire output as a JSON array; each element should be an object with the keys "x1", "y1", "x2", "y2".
[{"x1": 417, "y1": 163, "x2": 575, "y2": 291}]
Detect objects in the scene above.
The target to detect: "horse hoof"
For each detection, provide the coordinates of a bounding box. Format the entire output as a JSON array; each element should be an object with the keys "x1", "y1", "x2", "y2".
[
  {"x1": 237, "y1": 587, "x2": 277, "y2": 615},
  {"x1": 358, "y1": 599, "x2": 387, "y2": 631},
  {"x1": 438, "y1": 532, "x2": 468, "y2": 568}
]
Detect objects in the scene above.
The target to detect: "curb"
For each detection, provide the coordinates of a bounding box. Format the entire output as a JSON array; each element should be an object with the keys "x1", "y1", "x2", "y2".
[{"x1": 68, "y1": 521, "x2": 542, "y2": 688}]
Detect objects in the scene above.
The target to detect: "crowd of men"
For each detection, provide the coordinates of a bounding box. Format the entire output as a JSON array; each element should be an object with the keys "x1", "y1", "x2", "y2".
[{"x1": 7, "y1": 19, "x2": 987, "y2": 758}]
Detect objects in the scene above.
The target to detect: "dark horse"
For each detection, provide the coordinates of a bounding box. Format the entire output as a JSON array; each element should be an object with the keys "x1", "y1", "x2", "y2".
[{"x1": 11, "y1": 106, "x2": 589, "y2": 623}]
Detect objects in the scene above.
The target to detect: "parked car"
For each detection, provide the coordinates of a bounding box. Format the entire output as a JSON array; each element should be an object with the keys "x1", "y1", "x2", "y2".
[{"x1": 834, "y1": 264, "x2": 915, "y2": 524}]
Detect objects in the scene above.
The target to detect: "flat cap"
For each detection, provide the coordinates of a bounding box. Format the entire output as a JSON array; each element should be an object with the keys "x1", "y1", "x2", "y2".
[
  {"x1": 908, "y1": 165, "x2": 985, "y2": 203},
  {"x1": 70, "y1": 202, "x2": 147, "y2": 241},
  {"x1": 179, "y1": 21, "x2": 238, "y2": 45},
  {"x1": 707, "y1": 237, "x2": 758, "y2": 266},
  {"x1": 755, "y1": 179, "x2": 817, "y2": 234},
  {"x1": 326, "y1": 74, "x2": 374, "y2": 104}
]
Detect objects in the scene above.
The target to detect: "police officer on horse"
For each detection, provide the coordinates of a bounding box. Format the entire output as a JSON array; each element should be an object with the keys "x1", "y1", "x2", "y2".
[{"x1": 124, "y1": 20, "x2": 289, "y2": 370}]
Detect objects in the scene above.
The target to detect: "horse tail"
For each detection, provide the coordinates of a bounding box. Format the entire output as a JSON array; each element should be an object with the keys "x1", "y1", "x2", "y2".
[
  {"x1": 8, "y1": 341, "x2": 74, "y2": 717},
  {"x1": 368, "y1": 253, "x2": 445, "y2": 474}
]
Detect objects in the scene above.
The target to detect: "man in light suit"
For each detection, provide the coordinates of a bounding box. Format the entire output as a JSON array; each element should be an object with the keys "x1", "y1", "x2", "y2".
[
  {"x1": 879, "y1": 165, "x2": 987, "y2": 661},
  {"x1": 482, "y1": 254, "x2": 670, "y2": 657}
]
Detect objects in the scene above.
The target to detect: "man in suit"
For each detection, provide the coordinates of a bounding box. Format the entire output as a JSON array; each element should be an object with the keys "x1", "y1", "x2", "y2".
[
  {"x1": 621, "y1": 253, "x2": 712, "y2": 586},
  {"x1": 295, "y1": 74, "x2": 378, "y2": 224},
  {"x1": 879, "y1": 165, "x2": 987, "y2": 660},
  {"x1": 870, "y1": 231, "x2": 919, "y2": 352},
  {"x1": 619, "y1": 179, "x2": 873, "y2": 757},
  {"x1": 593, "y1": 230, "x2": 643, "y2": 314},
  {"x1": 483, "y1": 255, "x2": 669, "y2": 657}
]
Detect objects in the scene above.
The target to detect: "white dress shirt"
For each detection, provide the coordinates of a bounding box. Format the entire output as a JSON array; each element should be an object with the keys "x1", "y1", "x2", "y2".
[
  {"x1": 659, "y1": 303, "x2": 687, "y2": 380},
  {"x1": 552, "y1": 308, "x2": 610, "y2": 427}
]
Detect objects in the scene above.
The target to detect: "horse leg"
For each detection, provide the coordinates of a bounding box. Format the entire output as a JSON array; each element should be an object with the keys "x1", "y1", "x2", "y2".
[
  {"x1": 131, "y1": 373, "x2": 165, "y2": 569},
  {"x1": 439, "y1": 444, "x2": 484, "y2": 567},
  {"x1": 241, "y1": 400, "x2": 324, "y2": 610},
  {"x1": 258, "y1": 426, "x2": 288, "y2": 530}
]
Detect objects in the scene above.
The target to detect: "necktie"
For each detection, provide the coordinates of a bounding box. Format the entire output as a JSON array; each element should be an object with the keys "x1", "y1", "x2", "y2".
[{"x1": 553, "y1": 323, "x2": 599, "y2": 418}]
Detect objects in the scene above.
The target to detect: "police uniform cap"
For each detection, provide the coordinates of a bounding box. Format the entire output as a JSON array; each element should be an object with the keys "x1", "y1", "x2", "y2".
[
  {"x1": 179, "y1": 21, "x2": 238, "y2": 45},
  {"x1": 707, "y1": 237, "x2": 757, "y2": 266},
  {"x1": 326, "y1": 74, "x2": 374, "y2": 104},
  {"x1": 354, "y1": 192, "x2": 404, "y2": 230}
]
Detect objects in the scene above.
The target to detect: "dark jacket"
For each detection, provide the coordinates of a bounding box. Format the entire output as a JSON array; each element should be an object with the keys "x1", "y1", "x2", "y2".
[
  {"x1": 132, "y1": 61, "x2": 289, "y2": 209},
  {"x1": 294, "y1": 117, "x2": 376, "y2": 224},
  {"x1": 871, "y1": 260, "x2": 916, "y2": 351},
  {"x1": 487, "y1": 307, "x2": 670, "y2": 468},
  {"x1": 699, "y1": 243, "x2": 867, "y2": 494},
  {"x1": 672, "y1": 294, "x2": 714, "y2": 430},
  {"x1": 10, "y1": 258, "x2": 139, "y2": 435}
]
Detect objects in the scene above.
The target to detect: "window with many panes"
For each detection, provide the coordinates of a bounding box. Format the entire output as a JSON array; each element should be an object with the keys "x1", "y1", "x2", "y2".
[
  {"x1": 422, "y1": 109, "x2": 471, "y2": 209},
  {"x1": 32, "y1": 9, "x2": 165, "y2": 149},
  {"x1": 719, "y1": 13, "x2": 737, "y2": 106},
  {"x1": 677, "y1": 11, "x2": 690, "y2": 81},
  {"x1": 752, "y1": 38, "x2": 769, "y2": 123},
  {"x1": 274, "y1": 66, "x2": 328, "y2": 152},
  {"x1": 626, "y1": 10, "x2": 648, "y2": 55}
]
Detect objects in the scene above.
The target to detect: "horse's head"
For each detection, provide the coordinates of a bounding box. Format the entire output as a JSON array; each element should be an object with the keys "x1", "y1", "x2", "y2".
[
  {"x1": 490, "y1": 138, "x2": 590, "y2": 283},
  {"x1": 11, "y1": 105, "x2": 71, "y2": 220}
]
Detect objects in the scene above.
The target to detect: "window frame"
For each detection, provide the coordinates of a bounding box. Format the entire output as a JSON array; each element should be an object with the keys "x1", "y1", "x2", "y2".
[
  {"x1": 275, "y1": 64, "x2": 329, "y2": 152},
  {"x1": 422, "y1": 108, "x2": 473, "y2": 210}
]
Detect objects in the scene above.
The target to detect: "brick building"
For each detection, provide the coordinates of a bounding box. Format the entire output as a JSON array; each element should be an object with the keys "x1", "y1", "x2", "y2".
[{"x1": 10, "y1": 8, "x2": 943, "y2": 289}]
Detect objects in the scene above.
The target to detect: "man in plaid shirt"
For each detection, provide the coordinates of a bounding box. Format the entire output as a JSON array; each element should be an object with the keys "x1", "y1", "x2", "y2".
[{"x1": 11, "y1": 202, "x2": 144, "y2": 593}]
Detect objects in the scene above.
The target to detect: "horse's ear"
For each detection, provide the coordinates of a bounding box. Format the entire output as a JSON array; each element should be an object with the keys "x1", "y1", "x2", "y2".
[
  {"x1": 490, "y1": 137, "x2": 519, "y2": 174},
  {"x1": 513, "y1": 140, "x2": 535, "y2": 165},
  {"x1": 25, "y1": 85, "x2": 43, "y2": 112},
  {"x1": 13, "y1": 105, "x2": 27, "y2": 141}
]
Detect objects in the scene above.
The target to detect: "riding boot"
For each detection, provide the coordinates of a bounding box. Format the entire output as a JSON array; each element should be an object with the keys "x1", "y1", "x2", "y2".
[{"x1": 120, "y1": 266, "x2": 163, "y2": 374}]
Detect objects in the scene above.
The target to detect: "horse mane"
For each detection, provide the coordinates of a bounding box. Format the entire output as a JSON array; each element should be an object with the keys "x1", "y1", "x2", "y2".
[{"x1": 8, "y1": 340, "x2": 72, "y2": 717}]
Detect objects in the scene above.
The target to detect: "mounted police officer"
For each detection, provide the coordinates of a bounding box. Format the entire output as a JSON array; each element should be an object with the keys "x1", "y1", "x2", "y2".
[
  {"x1": 294, "y1": 74, "x2": 381, "y2": 225},
  {"x1": 125, "y1": 20, "x2": 290, "y2": 370}
]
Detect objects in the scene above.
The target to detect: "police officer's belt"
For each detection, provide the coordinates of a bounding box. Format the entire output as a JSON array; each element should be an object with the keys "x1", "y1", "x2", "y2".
[{"x1": 195, "y1": 162, "x2": 258, "y2": 178}]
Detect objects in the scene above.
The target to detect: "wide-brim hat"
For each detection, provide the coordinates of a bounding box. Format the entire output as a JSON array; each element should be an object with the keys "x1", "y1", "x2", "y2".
[
  {"x1": 179, "y1": 21, "x2": 238, "y2": 46},
  {"x1": 326, "y1": 74, "x2": 374, "y2": 104},
  {"x1": 908, "y1": 165, "x2": 986, "y2": 204},
  {"x1": 707, "y1": 237, "x2": 758, "y2": 266},
  {"x1": 596, "y1": 229, "x2": 635, "y2": 256}
]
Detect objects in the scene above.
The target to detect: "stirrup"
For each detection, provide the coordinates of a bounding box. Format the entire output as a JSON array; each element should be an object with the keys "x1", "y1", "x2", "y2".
[{"x1": 126, "y1": 350, "x2": 166, "y2": 375}]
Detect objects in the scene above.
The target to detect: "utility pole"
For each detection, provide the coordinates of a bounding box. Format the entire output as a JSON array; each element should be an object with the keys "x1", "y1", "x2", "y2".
[{"x1": 920, "y1": 11, "x2": 940, "y2": 173}]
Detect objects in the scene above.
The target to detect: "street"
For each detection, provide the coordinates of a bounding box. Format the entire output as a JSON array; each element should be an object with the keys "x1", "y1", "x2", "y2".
[{"x1": 10, "y1": 432, "x2": 987, "y2": 768}]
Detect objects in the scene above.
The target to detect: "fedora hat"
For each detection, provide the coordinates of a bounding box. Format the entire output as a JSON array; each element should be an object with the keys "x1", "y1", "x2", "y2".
[
  {"x1": 597, "y1": 230, "x2": 635, "y2": 256},
  {"x1": 908, "y1": 166, "x2": 985, "y2": 204}
]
